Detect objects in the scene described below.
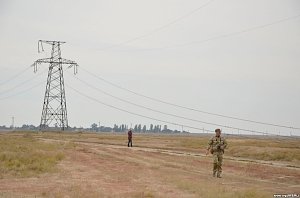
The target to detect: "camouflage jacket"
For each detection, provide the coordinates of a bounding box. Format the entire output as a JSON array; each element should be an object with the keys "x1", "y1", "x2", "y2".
[{"x1": 207, "y1": 136, "x2": 227, "y2": 154}]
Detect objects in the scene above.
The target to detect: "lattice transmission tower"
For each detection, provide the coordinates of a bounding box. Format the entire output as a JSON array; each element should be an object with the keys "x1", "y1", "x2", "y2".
[{"x1": 32, "y1": 40, "x2": 78, "y2": 130}]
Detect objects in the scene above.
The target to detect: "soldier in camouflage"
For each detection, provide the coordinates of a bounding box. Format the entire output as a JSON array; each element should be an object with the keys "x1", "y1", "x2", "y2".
[{"x1": 206, "y1": 129, "x2": 227, "y2": 178}]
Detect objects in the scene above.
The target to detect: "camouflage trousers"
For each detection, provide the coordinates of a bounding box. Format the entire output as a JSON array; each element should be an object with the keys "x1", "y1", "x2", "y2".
[{"x1": 213, "y1": 152, "x2": 223, "y2": 176}]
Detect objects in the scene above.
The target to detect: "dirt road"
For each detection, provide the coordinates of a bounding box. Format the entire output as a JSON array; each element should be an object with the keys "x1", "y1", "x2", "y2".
[{"x1": 0, "y1": 135, "x2": 299, "y2": 198}]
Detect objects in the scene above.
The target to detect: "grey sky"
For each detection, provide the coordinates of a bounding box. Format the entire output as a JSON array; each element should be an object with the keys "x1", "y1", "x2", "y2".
[{"x1": 0, "y1": 0, "x2": 300, "y2": 135}]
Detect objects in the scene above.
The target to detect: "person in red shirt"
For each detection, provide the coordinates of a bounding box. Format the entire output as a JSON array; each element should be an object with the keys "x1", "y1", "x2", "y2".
[{"x1": 128, "y1": 129, "x2": 133, "y2": 147}]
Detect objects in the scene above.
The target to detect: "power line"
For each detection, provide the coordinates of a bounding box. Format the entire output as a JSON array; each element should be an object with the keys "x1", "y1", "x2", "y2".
[
  {"x1": 76, "y1": 0, "x2": 214, "y2": 52},
  {"x1": 132, "y1": 13, "x2": 300, "y2": 51},
  {"x1": 74, "y1": 12, "x2": 300, "y2": 53},
  {"x1": 0, "y1": 68, "x2": 71, "y2": 100},
  {"x1": 69, "y1": 72, "x2": 285, "y2": 135},
  {"x1": 68, "y1": 12, "x2": 300, "y2": 130},
  {"x1": 0, "y1": 69, "x2": 47, "y2": 95},
  {"x1": 79, "y1": 67, "x2": 300, "y2": 130},
  {"x1": 66, "y1": 83, "x2": 291, "y2": 136},
  {"x1": 0, "y1": 66, "x2": 31, "y2": 86},
  {"x1": 223, "y1": 132, "x2": 296, "y2": 139},
  {"x1": 0, "y1": 80, "x2": 45, "y2": 100},
  {"x1": 66, "y1": 84, "x2": 212, "y2": 133}
]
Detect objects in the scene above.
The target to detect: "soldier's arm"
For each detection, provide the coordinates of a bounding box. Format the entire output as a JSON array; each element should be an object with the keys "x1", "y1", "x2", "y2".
[
  {"x1": 207, "y1": 138, "x2": 213, "y2": 150},
  {"x1": 223, "y1": 138, "x2": 228, "y2": 149},
  {"x1": 206, "y1": 138, "x2": 213, "y2": 155}
]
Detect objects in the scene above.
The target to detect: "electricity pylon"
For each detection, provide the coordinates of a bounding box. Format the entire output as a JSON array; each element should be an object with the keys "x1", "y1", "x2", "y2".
[{"x1": 32, "y1": 40, "x2": 78, "y2": 131}]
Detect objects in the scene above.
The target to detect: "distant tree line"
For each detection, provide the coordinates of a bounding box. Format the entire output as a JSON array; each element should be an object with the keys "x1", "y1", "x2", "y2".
[
  {"x1": 0, "y1": 123, "x2": 187, "y2": 134},
  {"x1": 90, "y1": 123, "x2": 184, "y2": 134},
  {"x1": 0, "y1": 124, "x2": 38, "y2": 130}
]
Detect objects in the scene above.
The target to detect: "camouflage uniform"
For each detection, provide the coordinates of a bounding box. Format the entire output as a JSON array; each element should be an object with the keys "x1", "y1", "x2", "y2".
[{"x1": 207, "y1": 135, "x2": 227, "y2": 178}]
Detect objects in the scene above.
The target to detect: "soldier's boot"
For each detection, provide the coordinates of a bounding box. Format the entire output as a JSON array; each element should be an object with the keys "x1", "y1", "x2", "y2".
[
  {"x1": 217, "y1": 161, "x2": 222, "y2": 178},
  {"x1": 213, "y1": 163, "x2": 218, "y2": 177}
]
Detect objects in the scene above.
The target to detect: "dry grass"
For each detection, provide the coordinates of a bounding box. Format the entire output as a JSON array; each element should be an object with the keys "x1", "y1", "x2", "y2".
[
  {"x1": 1, "y1": 131, "x2": 299, "y2": 198},
  {"x1": 228, "y1": 146, "x2": 300, "y2": 161},
  {"x1": 0, "y1": 132, "x2": 66, "y2": 178},
  {"x1": 169, "y1": 178, "x2": 270, "y2": 198},
  {"x1": 35, "y1": 132, "x2": 300, "y2": 163},
  {"x1": 226, "y1": 137, "x2": 300, "y2": 162}
]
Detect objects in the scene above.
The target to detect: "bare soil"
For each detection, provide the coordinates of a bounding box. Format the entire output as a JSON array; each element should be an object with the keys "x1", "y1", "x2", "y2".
[{"x1": 0, "y1": 132, "x2": 299, "y2": 198}]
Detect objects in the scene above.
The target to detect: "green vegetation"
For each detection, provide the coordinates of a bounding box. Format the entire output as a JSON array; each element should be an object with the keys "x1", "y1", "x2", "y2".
[{"x1": 0, "y1": 133, "x2": 66, "y2": 178}]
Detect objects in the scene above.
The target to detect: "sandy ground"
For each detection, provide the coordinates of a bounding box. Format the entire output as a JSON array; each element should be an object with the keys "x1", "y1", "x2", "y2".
[{"x1": 0, "y1": 136, "x2": 299, "y2": 198}]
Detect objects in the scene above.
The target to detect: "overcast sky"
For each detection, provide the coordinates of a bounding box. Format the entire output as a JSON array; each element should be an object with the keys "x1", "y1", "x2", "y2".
[{"x1": 0, "y1": 0, "x2": 299, "y2": 135}]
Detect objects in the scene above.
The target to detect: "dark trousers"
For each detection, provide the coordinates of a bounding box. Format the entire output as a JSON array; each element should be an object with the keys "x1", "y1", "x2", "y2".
[{"x1": 128, "y1": 139, "x2": 132, "y2": 147}]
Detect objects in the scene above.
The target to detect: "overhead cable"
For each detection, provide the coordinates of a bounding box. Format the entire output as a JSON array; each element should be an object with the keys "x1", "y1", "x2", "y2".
[
  {"x1": 135, "y1": 13, "x2": 300, "y2": 51},
  {"x1": 66, "y1": 83, "x2": 291, "y2": 136},
  {"x1": 0, "y1": 80, "x2": 45, "y2": 100},
  {"x1": 0, "y1": 69, "x2": 47, "y2": 95},
  {"x1": 0, "y1": 66, "x2": 31, "y2": 86},
  {"x1": 80, "y1": 67, "x2": 300, "y2": 130},
  {"x1": 69, "y1": 72, "x2": 288, "y2": 135},
  {"x1": 80, "y1": 0, "x2": 215, "y2": 51}
]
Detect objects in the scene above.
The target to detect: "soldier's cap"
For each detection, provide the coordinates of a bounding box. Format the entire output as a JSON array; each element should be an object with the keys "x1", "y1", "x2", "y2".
[{"x1": 215, "y1": 128, "x2": 221, "y2": 133}]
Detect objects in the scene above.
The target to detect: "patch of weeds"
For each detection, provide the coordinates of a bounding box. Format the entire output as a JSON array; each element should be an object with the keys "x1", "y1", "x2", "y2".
[{"x1": 0, "y1": 135, "x2": 66, "y2": 178}]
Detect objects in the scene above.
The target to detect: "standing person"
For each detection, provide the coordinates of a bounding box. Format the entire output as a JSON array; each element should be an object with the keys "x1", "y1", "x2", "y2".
[
  {"x1": 206, "y1": 129, "x2": 227, "y2": 178},
  {"x1": 127, "y1": 129, "x2": 133, "y2": 147}
]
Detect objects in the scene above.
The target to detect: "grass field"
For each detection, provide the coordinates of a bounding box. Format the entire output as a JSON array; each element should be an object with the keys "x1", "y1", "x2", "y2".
[
  {"x1": 0, "y1": 131, "x2": 299, "y2": 197},
  {"x1": 0, "y1": 133, "x2": 66, "y2": 178}
]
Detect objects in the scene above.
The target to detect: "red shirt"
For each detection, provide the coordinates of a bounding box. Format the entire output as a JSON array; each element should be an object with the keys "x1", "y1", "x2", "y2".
[{"x1": 128, "y1": 130, "x2": 132, "y2": 139}]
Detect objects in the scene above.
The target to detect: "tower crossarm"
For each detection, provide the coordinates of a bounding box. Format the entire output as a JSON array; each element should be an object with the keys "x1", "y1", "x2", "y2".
[
  {"x1": 39, "y1": 40, "x2": 66, "y2": 45},
  {"x1": 60, "y1": 58, "x2": 78, "y2": 65},
  {"x1": 31, "y1": 58, "x2": 51, "y2": 72},
  {"x1": 60, "y1": 58, "x2": 78, "y2": 74},
  {"x1": 32, "y1": 58, "x2": 78, "y2": 74}
]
